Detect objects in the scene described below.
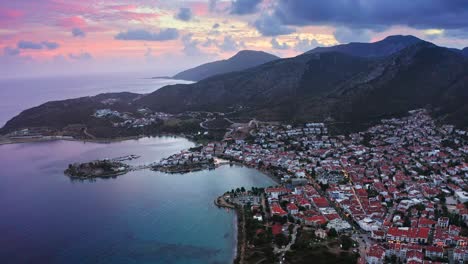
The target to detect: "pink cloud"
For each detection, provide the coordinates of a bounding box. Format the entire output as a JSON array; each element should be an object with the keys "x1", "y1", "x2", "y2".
[
  {"x1": 0, "y1": 8, "x2": 24, "y2": 27},
  {"x1": 0, "y1": 8, "x2": 24, "y2": 19},
  {"x1": 190, "y1": 2, "x2": 209, "y2": 16},
  {"x1": 119, "y1": 11, "x2": 160, "y2": 21},
  {"x1": 108, "y1": 4, "x2": 137, "y2": 11},
  {"x1": 57, "y1": 16, "x2": 87, "y2": 28}
]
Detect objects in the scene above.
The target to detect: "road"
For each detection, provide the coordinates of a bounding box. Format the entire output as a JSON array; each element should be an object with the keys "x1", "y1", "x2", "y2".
[
  {"x1": 275, "y1": 225, "x2": 299, "y2": 263},
  {"x1": 352, "y1": 232, "x2": 372, "y2": 260}
]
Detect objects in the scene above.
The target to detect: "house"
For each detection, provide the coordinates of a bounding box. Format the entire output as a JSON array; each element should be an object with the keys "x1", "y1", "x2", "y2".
[
  {"x1": 266, "y1": 187, "x2": 289, "y2": 199},
  {"x1": 286, "y1": 203, "x2": 299, "y2": 215},
  {"x1": 453, "y1": 247, "x2": 468, "y2": 263},
  {"x1": 270, "y1": 203, "x2": 288, "y2": 216},
  {"x1": 326, "y1": 218, "x2": 351, "y2": 232},
  {"x1": 406, "y1": 250, "x2": 424, "y2": 263},
  {"x1": 386, "y1": 227, "x2": 430, "y2": 244},
  {"x1": 371, "y1": 230, "x2": 385, "y2": 241},
  {"x1": 438, "y1": 217, "x2": 449, "y2": 228},
  {"x1": 271, "y1": 223, "x2": 283, "y2": 236},
  {"x1": 418, "y1": 217, "x2": 436, "y2": 228},
  {"x1": 304, "y1": 215, "x2": 327, "y2": 226},
  {"x1": 366, "y1": 244, "x2": 385, "y2": 264},
  {"x1": 455, "y1": 191, "x2": 468, "y2": 203},
  {"x1": 312, "y1": 197, "x2": 329, "y2": 208},
  {"x1": 449, "y1": 225, "x2": 461, "y2": 236},
  {"x1": 425, "y1": 246, "x2": 444, "y2": 259}
]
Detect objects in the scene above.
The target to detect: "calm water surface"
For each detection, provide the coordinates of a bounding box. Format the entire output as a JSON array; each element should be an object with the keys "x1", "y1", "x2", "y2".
[{"x1": 0, "y1": 137, "x2": 276, "y2": 263}]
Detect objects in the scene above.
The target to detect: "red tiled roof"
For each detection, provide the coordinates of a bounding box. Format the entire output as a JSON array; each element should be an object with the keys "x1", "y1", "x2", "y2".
[
  {"x1": 312, "y1": 197, "x2": 329, "y2": 208},
  {"x1": 387, "y1": 227, "x2": 430, "y2": 239},
  {"x1": 271, "y1": 223, "x2": 282, "y2": 235},
  {"x1": 271, "y1": 203, "x2": 288, "y2": 216}
]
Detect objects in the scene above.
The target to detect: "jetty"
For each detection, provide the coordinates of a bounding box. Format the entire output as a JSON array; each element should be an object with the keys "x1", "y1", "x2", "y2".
[{"x1": 214, "y1": 195, "x2": 235, "y2": 209}]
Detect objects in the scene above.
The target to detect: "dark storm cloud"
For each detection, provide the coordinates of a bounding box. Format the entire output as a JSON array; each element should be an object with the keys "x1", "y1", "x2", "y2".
[
  {"x1": 72, "y1": 27, "x2": 86, "y2": 37},
  {"x1": 41, "y1": 41, "x2": 59, "y2": 50},
  {"x1": 273, "y1": 0, "x2": 468, "y2": 30},
  {"x1": 253, "y1": 14, "x2": 295, "y2": 36},
  {"x1": 69, "y1": 52, "x2": 92, "y2": 60},
  {"x1": 17, "y1": 40, "x2": 59, "y2": 50},
  {"x1": 115, "y1": 29, "x2": 179, "y2": 41},
  {"x1": 175, "y1": 7, "x2": 193, "y2": 21},
  {"x1": 17, "y1": 40, "x2": 43, "y2": 49},
  {"x1": 270, "y1": 38, "x2": 289, "y2": 50},
  {"x1": 3, "y1": 46, "x2": 20, "y2": 56},
  {"x1": 230, "y1": 0, "x2": 262, "y2": 15}
]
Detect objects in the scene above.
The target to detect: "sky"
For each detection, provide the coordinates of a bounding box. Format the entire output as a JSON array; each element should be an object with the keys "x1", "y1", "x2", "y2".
[{"x1": 1, "y1": 0, "x2": 468, "y2": 78}]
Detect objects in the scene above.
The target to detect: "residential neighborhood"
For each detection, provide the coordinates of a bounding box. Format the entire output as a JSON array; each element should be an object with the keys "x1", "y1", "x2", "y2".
[{"x1": 191, "y1": 109, "x2": 467, "y2": 263}]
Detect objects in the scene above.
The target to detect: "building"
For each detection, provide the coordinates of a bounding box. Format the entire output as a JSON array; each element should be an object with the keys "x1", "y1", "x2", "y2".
[
  {"x1": 425, "y1": 246, "x2": 444, "y2": 259},
  {"x1": 455, "y1": 191, "x2": 468, "y2": 203},
  {"x1": 366, "y1": 244, "x2": 385, "y2": 264},
  {"x1": 286, "y1": 203, "x2": 299, "y2": 215},
  {"x1": 453, "y1": 247, "x2": 468, "y2": 263},
  {"x1": 438, "y1": 217, "x2": 449, "y2": 228},
  {"x1": 326, "y1": 218, "x2": 352, "y2": 232},
  {"x1": 386, "y1": 227, "x2": 430, "y2": 244}
]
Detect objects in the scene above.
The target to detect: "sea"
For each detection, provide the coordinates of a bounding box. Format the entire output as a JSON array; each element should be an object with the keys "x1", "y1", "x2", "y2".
[
  {"x1": 0, "y1": 73, "x2": 193, "y2": 127},
  {"x1": 0, "y1": 75, "x2": 277, "y2": 263}
]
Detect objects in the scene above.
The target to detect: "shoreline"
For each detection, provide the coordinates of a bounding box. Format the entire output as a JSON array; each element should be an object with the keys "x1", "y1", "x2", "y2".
[
  {"x1": 220, "y1": 160, "x2": 281, "y2": 185},
  {"x1": 0, "y1": 135, "x2": 144, "y2": 146},
  {"x1": 214, "y1": 196, "x2": 243, "y2": 264},
  {"x1": 4, "y1": 134, "x2": 278, "y2": 264},
  {"x1": 0, "y1": 134, "x2": 191, "y2": 146}
]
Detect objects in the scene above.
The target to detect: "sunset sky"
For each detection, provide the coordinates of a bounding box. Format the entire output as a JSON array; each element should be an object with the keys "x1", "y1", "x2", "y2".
[{"x1": 1, "y1": 0, "x2": 468, "y2": 78}]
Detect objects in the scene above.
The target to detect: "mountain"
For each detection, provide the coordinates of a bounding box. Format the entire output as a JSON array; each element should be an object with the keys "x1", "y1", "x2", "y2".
[
  {"x1": 172, "y1": 50, "x2": 280, "y2": 81},
  {"x1": 307, "y1": 35, "x2": 423, "y2": 58},
  {"x1": 138, "y1": 40, "x2": 468, "y2": 130},
  {"x1": 463, "y1": 47, "x2": 468, "y2": 57},
  {"x1": 3, "y1": 36, "x2": 468, "y2": 135}
]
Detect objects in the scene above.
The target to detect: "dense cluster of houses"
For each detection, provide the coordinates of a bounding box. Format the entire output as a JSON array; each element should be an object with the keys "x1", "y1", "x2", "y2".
[
  {"x1": 155, "y1": 108, "x2": 467, "y2": 263},
  {"x1": 215, "y1": 110, "x2": 468, "y2": 263},
  {"x1": 152, "y1": 147, "x2": 215, "y2": 173}
]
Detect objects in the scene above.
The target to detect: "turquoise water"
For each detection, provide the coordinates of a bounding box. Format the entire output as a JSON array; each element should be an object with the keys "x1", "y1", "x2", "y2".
[{"x1": 0, "y1": 137, "x2": 276, "y2": 263}]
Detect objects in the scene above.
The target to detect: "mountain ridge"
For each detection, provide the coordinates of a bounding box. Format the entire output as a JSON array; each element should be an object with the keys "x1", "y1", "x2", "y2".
[
  {"x1": 307, "y1": 35, "x2": 425, "y2": 58},
  {"x1": 172, "y1": 50, "x2": 280, "y2": 81},
  {"x1": 2, "y1": 35, "x2": 468, "y2": 136}
]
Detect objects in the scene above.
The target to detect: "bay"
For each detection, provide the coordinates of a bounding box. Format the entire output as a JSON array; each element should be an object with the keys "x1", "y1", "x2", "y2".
[{"x1": 0, "y1": 137, "x2": 276, "y2": 263}]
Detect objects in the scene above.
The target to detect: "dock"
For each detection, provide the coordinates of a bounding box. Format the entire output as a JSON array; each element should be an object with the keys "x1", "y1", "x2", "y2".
[{"x1": 214, "y1": 195, "x2": 236, "y2": 209}]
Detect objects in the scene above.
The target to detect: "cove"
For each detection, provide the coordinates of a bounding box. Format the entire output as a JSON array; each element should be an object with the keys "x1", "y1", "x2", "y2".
[{"x1": 0, "y1": 137, "x2": 276, "y2": 264}]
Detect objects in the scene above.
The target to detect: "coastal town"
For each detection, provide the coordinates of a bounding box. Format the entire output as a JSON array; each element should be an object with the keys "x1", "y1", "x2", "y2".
[
  {"x1": 198, "y1": 109, "x2": 468, "y2": 264},
  {"x1": 6, "y1": 107, "x2": 468, "y2": 263}
]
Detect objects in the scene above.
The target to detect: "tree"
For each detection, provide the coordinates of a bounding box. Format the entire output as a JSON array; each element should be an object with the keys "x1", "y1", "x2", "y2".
[
  {"x1": 340, "y1": 235, "x2": 353, "y2": 250},
  {"x1": 328, "y1": 228, "x2": 337, "y2": 237},
  {"x1": 274, "y1": 233, "x2": 288, "y2": 247}
]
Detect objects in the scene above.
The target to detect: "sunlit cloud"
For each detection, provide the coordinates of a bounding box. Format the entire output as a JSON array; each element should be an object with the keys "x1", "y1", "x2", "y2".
[{"x1": 0, "y1": 0, "x2": 467, "y2": 78}]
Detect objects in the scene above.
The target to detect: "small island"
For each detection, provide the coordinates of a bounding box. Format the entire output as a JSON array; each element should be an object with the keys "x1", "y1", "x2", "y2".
[{"x1": 65, "y1": 160, "x2": 130, "y2": 179}]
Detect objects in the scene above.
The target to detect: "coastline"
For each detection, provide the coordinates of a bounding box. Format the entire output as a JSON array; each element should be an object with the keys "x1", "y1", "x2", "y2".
[
  {"x1": 3, "y1": 134, "x2": 278, "y2": 264},
  {"x1": 0, "y1": 133, "x2": 193, "y2": 146},
  {"x1": 0, "y1": 135, "x2": 144, "y2": 146},
  {"x1": 0, "y1": 131, "x2": 205, "y2": 146},
  {"x1": 214, "y1": 196, "x2": 243, "y2": 264},
  {"x1": 218, "y1": 160, "x2": 281, "y2": 185},
  {"x1": 213, "y1": 164, "x2": 278, "y2": 264}
]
